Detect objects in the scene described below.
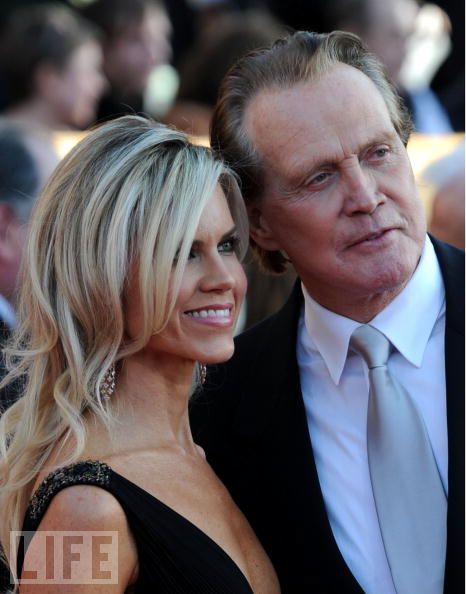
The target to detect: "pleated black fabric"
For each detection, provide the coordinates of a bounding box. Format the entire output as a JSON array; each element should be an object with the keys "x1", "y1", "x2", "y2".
[{"x1": 18, "y1": 460, "x2": 254, "y2": 593}]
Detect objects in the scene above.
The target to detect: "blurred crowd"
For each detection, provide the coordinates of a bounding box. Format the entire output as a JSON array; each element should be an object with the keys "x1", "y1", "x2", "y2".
[{"x1": 0, "y1": 0, "x2": 463, "y2": 330}]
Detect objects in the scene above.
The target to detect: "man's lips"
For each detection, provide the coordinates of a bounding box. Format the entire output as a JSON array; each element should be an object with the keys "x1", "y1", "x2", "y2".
[{"x1": 347, "y1": 227, "x2": 397, "y2": 248}]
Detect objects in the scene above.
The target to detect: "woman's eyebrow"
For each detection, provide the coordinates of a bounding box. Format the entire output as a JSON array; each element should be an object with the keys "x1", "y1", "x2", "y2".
[
  {"x1": 219, "y1": 226, "x2": 237, "y2": 241},
  {"x1": 192, "y1": 225, "x2": 237, "y2": 246}
]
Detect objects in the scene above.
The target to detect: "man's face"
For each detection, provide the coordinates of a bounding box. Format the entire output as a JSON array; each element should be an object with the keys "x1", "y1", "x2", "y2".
[{"x1": 244, "y1": 64, "x2": 426, "y2": 320}]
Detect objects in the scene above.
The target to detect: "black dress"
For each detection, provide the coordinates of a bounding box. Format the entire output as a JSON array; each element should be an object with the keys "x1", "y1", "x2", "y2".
[{"x1": 16, "y1": 460, "x2": 254, "y2": 593}]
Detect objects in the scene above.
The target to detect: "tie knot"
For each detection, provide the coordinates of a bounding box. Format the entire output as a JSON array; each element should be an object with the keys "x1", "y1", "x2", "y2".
[{"x1": 350, "y1": 325, "x2": 391, "y2": 369}]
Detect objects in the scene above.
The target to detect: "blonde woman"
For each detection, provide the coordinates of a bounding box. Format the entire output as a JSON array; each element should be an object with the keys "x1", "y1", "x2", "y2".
[{"x1": 0, "y1": 116, "x2": 280, "y2": 593}]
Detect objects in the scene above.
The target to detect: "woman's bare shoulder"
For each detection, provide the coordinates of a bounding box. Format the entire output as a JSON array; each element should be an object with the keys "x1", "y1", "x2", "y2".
[
  {"x1": 34, "y1": 482, "x2": 126, "y2": 530},
  {"x1": 21, "y1": 484, "x2": 138, "y2": 593}
]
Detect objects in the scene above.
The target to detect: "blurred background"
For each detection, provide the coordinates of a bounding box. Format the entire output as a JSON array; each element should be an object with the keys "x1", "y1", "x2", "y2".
[{"x1": 0, "y1": 0, "x2": 463, "y2": 332}]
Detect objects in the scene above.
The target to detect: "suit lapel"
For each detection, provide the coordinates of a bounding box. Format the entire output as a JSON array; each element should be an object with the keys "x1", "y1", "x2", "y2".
[
  {"x1": 234, "y1": 239, "x2": 465, "y2": 593},
  {"x1": 431, "y1": 238, "x2": 465, "y2": 593},
  {"x1": 233, "y1": 283, "x2": 363, "y2": 593}
]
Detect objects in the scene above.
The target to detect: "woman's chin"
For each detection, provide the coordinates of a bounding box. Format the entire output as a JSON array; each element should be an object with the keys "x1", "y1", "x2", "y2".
[{"x1": 201, "y1": 342, "x2": 236, "y2": 365}]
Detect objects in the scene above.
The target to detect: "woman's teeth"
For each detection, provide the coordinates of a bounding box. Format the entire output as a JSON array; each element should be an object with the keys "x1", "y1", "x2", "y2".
[{"x1": 186, "y1": 309, "x2": 231, "y2": 318}]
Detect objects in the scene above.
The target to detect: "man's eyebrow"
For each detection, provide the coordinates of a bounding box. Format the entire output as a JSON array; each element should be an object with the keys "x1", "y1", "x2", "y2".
[
  {"x1": 281, "y1": 133, "x2": 399, "y2": 193},
  {"x1": 360, "y1": 133, "x2": 399, "y2": 149}
]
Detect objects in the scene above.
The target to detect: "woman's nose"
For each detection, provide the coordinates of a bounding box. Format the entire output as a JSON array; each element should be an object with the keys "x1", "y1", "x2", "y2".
[{"x1": 199, "y1": 255, "x2": 236, "y2": 293}]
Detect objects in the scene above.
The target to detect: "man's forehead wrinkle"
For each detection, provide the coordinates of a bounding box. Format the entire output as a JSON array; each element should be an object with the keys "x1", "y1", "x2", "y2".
[
  {"x1": 246, "y1": 98, "x2": 305, "y2": 181},
  {"x1": 268, "y1": 126, "x2": 302, "y2": 162},
  {"x1": 246, "y1": 92, "x2": 295, "y2": 151},
  {"x1": 281, "y1": 135, "x2": 350, "y2": 180},
  {"x1": 271, "y1": 126, "x2": 399, "y2": 191},
  {"x1": 244, "y1": 64, "x2": 400, "y2": 192},
  {"x1": 268, "y1": 127, "x2": 306, "y2": 178}
]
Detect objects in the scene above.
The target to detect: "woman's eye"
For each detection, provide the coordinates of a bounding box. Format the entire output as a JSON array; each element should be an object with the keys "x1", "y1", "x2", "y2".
[
  {"x1": 188, "y1": 247, "x2": 198, "y2": 260},
  {"x1": 218, "y1": 236, "x2": 239, "y2": 254},
  {"x1": 218, "y1": 241, "x2": 233, "y2": 253}
]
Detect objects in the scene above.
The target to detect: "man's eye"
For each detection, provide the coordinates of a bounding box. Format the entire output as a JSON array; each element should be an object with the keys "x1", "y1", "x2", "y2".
[
  {"x1": 371, "y1": 147, "x2": 390, "y2": 159},
  {"x1": 307, "y1": 172, "x2": 331, "y2": 187},
  {"x1": 313, "y1": 173, "x2": 329, "y2": 183}
]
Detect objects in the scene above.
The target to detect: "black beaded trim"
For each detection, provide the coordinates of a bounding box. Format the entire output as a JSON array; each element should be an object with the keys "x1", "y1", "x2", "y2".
[{"x1": 28, "y1": 460, "x2": 111, "y2": 521}]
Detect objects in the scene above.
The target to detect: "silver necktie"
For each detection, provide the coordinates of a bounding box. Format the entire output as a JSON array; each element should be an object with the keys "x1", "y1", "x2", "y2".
[{"x1": 350, "y1": 324, "x2": 447, "y2": 594}]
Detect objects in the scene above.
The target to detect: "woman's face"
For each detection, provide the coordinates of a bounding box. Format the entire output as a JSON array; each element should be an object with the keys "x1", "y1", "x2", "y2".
[
  {"x1": 125, "y1": 184, "x2": 247, "y2": 365},
  {"x1": 49, "y1": 40, "x2": 106, "y2": 128}
]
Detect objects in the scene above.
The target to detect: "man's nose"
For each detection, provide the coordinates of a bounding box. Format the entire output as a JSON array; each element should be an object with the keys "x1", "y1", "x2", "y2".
[{"x1": 341, "y1": 162, "x2": 383, "y2": 216}]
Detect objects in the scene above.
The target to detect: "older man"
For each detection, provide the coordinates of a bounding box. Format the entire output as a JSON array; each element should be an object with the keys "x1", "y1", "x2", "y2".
[{"x1": 191, "y1": 31, "x2": 464, "y2": 594}]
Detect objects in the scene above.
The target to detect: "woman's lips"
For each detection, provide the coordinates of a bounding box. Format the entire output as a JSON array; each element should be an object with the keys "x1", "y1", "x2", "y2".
[{"x1": 183, "y1": 305, "x2": 234, "y2": 327}]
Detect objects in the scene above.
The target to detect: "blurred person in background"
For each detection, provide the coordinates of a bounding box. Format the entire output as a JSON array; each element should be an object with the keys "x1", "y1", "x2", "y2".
[
  {"x1": 0, "y1": 121, "x2": 58, "y2": 330},
  {"x1": 80, "y1": 0, "x2": 172, "y2": 122},
  {"x1": 166, "y1": 0, "x2": 265, "y2": 67},
  {"x1": 0, "y1": 3, "x2": 106, "y2": 132},
  {"x1": 424, "y1": 141, "x2": 465, "y2": 249},
  {"x1": 319, "y1": 0, "x2": 453, "y2": 133},
  {"x1": 266, "y1": 0, "x2": 460, "y2": 133},
  {"x1": 430, "y1": 0, "x2": 464, "y2": 131},
  {"x1": 0, "y1": 120, "x2": 58, "y2": 413},
  {"x1": 168, "y1": 11, "x2": 284, "y2": 136}
]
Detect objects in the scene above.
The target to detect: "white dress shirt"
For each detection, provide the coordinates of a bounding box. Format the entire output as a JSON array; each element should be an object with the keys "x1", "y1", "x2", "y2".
[{"x1": 297, "y1": 235, "x2": 447, "y2": 594}]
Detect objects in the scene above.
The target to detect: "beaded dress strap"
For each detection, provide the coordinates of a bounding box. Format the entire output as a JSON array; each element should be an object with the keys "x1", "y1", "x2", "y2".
[{"x1": 27, "y1": 460, "x2": 111, "y2": 523}]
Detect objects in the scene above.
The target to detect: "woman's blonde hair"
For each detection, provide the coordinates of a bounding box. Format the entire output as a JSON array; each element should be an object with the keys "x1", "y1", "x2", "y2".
[{"x1": 0, "y1": 115, "x2": 247, "y2": 585}]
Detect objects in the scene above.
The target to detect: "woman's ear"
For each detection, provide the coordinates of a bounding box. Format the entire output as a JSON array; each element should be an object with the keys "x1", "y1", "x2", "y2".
[{"x1": 247, "y1": 202, "x2": 282, "y2": 251}]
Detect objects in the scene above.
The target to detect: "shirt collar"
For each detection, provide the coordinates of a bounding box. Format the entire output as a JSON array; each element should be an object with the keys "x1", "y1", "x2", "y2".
[{"x1": 301, "y1": 235, "x2": 445, "y2": 384}]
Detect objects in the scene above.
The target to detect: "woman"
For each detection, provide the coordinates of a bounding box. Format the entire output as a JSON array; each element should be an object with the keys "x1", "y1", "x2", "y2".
[
  {"x1": 0, "y1": 116, "x2": 280, "y2": 593},
  {"x1": 0, "y1": 3, "x2": 106, "y2": 131}
]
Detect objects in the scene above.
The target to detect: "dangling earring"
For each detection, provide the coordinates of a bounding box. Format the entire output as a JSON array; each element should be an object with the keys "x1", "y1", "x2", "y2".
[
  {"x1": 199, "y1": 364, "x2": 207, "y2": 385},
  {"x1": 100, "y1": 364, "x2": 116, "y2": 401}
]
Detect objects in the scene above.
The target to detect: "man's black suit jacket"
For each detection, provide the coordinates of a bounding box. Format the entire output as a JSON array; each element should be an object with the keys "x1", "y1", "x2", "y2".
[{"x1": 190, "y1": 238, "x2": 464, "y2": 593}]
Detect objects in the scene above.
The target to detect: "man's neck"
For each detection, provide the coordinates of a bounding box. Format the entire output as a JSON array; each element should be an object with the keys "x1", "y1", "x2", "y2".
[{"x1": 305, "y1": 283, "x2": 409, "y2": 323}]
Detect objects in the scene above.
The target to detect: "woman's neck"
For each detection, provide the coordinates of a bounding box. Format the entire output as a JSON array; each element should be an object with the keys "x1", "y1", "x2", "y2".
[{"x1": 109, "y1": 352, "x2": 198, "y2": 453}]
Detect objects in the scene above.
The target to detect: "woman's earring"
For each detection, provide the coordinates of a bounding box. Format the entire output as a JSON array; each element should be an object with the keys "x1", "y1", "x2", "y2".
[
  {"x1": 100, "y1": 364, "x2": 116, "y2": 401},
  {"x1": 200, "y1": 364, "x2": 207, "y2": 385}
]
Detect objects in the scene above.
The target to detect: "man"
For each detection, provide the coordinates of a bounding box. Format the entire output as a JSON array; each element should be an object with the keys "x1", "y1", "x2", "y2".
[{"x1": 190, "y1": 31, "x2": 464, "y2": 593}]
